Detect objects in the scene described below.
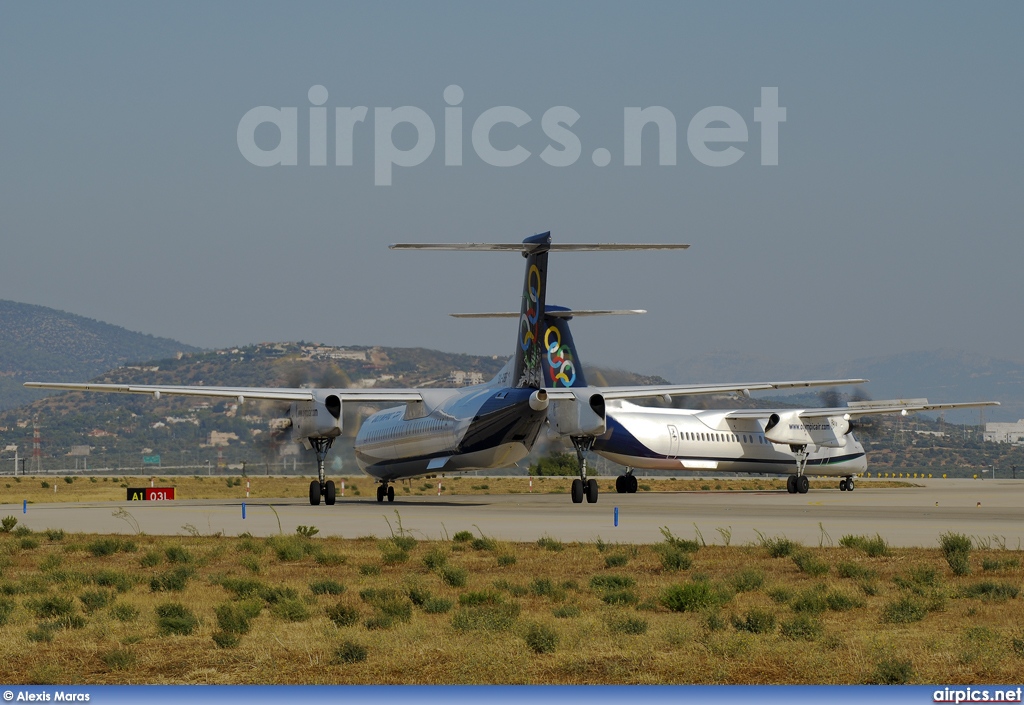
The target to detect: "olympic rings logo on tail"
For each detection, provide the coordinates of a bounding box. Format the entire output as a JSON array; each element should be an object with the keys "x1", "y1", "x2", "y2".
[{"x1": 543, "y1": 325, "x2": 577, "y2": 387}]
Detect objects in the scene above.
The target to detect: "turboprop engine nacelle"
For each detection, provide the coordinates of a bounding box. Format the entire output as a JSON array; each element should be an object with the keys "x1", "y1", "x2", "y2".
[
  {"x1": 289, "y1": 394, "x2": 343, "y2": 444},
  {"x1": 764, "y1": 412, "x2": 850, "y2": 448},
  {"x1": 548, "y1": 389, "x2": 606, "y2": 437}
]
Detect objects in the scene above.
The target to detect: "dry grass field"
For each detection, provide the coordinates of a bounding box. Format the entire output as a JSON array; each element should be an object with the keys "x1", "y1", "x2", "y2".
[
  {"x1": 0, "y1": 474, "x2": 917, "y2": 505},
  {"x1": 0, "y1": 516, "x2": 1021, "y2": 685}
]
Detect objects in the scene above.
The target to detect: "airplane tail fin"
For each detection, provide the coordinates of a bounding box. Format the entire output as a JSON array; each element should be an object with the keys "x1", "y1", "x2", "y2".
[
  {"x1": 511, "y1": 232, "x2": 551, "y2": 388},
  {"x1": 538, "y1": 305, "x2": 587, "y2": 388}
]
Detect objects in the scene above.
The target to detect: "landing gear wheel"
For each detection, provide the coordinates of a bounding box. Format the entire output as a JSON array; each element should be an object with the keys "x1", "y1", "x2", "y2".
[
  {"x1": 387, "y1": 485, "x2": 395, "y2": 502},
  {"x1": 309, "y1": 480, "x2": 321, "y2": 506},
  {"x1": 797, "y1": 475, "x2": 810, "y2": 494},
  {"x1": 324, "y1": 480, "x2": 336, "y2": 505},
  {"x1": 570, "y1": 478, "x2": 584, "y2": 504},
  {"x1": 787, "y1": 475, "x2": 798, "y2": 494},
  {"x1": 615, "y1": 476, "x2": 626, "y2": 494},
  {"x1": 585, "y1": 478, "x2": 599, "y2": 504},
  {"x1": 376, "y1": 484, "x2": 385, "y2": 503},
  {"x1": 839, "y1": 479, "x2": 848, "y2": 492},
  {"x1": 847, "y1": 478, "x2": 855, "y2": 492},
  {"x1": 628, "y1": 475, "x2": 638, "y2": 494}
]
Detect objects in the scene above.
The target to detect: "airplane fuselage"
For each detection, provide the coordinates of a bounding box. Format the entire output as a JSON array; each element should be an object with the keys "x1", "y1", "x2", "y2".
[
  {"x1": 353, "y1": 383, "x2": 546, "y2": 482},
  {"x1": 594, "y1": 403, "x2": 868, "y2": 477}
]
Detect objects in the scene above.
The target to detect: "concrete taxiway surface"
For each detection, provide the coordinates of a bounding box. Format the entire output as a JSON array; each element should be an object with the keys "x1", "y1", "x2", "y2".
[{"x1": 4, "y1": 479, "x2": 1022, "y2": 548}]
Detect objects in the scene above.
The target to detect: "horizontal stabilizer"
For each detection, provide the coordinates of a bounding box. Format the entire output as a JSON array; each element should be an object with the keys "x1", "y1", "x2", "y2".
[
  {"x1": 451, "y1": 309, "x2": 646, "y2": 319},
  {"x1": 391, "y1": 243, "x2": 688, "y2": 252}
]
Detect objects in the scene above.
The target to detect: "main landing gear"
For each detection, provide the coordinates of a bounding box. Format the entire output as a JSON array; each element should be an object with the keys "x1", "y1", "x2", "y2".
[
  {"x1": 569, "y1": 436, "x2": 599, "y2": 504},
  {"x1": 615, "y1": 469, "x2": 639, "y2": 494},
  {"x1": 839, "y1": 477, "x2": 855, "y2": 492},
  {"x1": 376, "y1": 483, "x2": 395, "y2": 503},
  {"x1": 786, "y1": 444, "x2": 810, "y2": 494},
  {"x1": 308, "y1": 437, "x2": 337, "y2": 506}
]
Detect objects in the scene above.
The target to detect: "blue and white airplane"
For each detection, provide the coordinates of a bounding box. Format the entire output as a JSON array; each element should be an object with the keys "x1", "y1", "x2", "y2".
[{"x1": 25, "y1": 232, "x2": 868, "y2": 505}]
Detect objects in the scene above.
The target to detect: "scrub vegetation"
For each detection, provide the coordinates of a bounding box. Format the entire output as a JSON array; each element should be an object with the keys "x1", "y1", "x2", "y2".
[{"x1": 0, "y1": 526, "x2": 1021, "y2": 684}]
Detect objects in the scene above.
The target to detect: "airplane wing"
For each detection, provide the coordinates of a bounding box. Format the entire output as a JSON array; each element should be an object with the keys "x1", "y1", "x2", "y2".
[
  {"x1": 718, "y1": 398, "x2": 1000, "y2": 420},
  {"x1": 22, "y1": 382, "x2": 422, "y2": 403},
  {"x1": 548, "y1": 378, "x2": 871, "y2": 402}
]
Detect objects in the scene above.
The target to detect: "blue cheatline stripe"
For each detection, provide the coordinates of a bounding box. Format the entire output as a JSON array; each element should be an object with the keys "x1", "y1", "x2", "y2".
[{"x1": 0, "y1": 685, "x2": 985, "y2": 704}]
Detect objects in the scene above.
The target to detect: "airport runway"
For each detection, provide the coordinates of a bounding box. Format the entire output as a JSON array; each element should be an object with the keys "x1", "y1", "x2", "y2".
[{"x1": 5, "y1": 479, "x2": 1022, "y2": 548}]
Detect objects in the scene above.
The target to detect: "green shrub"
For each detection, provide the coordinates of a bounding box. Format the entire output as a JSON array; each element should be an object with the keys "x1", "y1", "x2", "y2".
[
  {"x1": 760, "y1": 535, "x2": 798, "y2": 558},
  {"x1": 837, "y1": 562, "x2": 877, "y2": 580},
  {"x1": 601, "y1": 589, "x2": 639, "y2": 605},
  {"x1": 270, "y1": 597, "x2": 310, "y2": 622},
  {"x1": 28, "y1": 595, "x2": 75, "y2": 619},
  {"x1": 310, "y1": 579, "x2": 345, "y2": 596},
  {"x1": 44, "y1": 529, "x2": 65, "y2": 542},
  {"x1": 358, "y1": 564, "x2": 381, "y2": 576},
  {"x1": 589, "y1": 575, "x2": 635, "y2": 591},
  {"x1": 825, "y1": 590, "x2": 864, "y2": 611},
  {"x1": 731, "y1": 608, "x2": 776, "y2": 634},
  {"x1": 662, "y1": 581, "x2": 728, "y2": 612},
  {"x1": 215, "y1": 600, "x2": 261, "y2": 634},
  {"x1": 156, "y1": 603, "x2": 198, "y2": 635},
  {"x1": 140, "y1": 550, "x2": 162, "y2": 568},
  {"x1": 164, "y1": 545, "x2": 193, "y2": 564},
  {"x1": 326, "y1": 602, "x2": 360, "y2": 627},
  {"x1": 553, "y1": 605, "x2": 581, "y2": 619},
  {"x1": 523, "y1": 622, "x2": 559, "y2": 653},
  {"x1": 379, "y1": 542, "x2": 409, "y2": 565},
  {"x1": 0, "y1": 597, "x2": 15, "y2": 626},
  {"x1": 94, "y1": 569, "x2": 136, "y2": 593},
  {"x1": 407, "y1": 585, "x2": 431, "y2": 606},
  {"x1": 79, "y1": 590, "x2": 113, "y2": 613},
  {"x1": 608, "y1": 616, "x2": 648, "y2": 635},
  {"x1": 439, "y1": 565, "x2": 468, "y2": 588},
  {"x1": 333, "y1": 640, "x2": 368, "y2": 664},
  {"x1": 655, "y1": 546, "x2": 693, "y2": 571},
  {"x1": 768, "y1": 586, "x2": 793, "y2": 604},
  {"x1": 659, "y1": 526, "x2": 701, "y2": 552},
  {"x1": 729, "y1": 568, "x2": 765, "y2": 593},
  {"x1": 314, "y1": 552, "x2": 346, "y2": 567},
  {"x1": 452, "y1": 530, "x2": 474, "y2": 542},
  {"x1": 459, "y1": 590, "x2": 504, "y2": 606},
  {"x1": 212, "y1": 631, "x2": 240, "y2": 648},
  {"x1": 792, "y1": 551, "x2": 829, "y2": 576},
  {"x1": 537, "y1": 536, "x2": 564, "y2": 552},
  {"x1": 494, "y1": 580, "x2": 528, "y2": 597},
  {"x1": 961, "y1": 581, "x2": 1019, "y2": 601},
  {"x1": 982, "y1": 557, "x2": 1021, "y2": 572},
  {"x1": 940, "y1": 532, "x2": 972, "y2": 575},
  {"x1": 868, "y1": 657, "x2": 914, "y2": 684},
  {"x1": 422, "y1": 597, "x2": 453, "y2": 614},
  {"x1": 150, "y1": 566, "x2": 194, "y2": 592},
  {"x1": 27, "y1": 625, "x2": 55, "y2": 643},
  {"x1": 497, "y1": 554, "x2": 517, "y2": 567},
  {"x1": 839, "y1": 534, "x2": 889, "y2": 557},
  {"x1": 452, "y1": 603, "x2": 520, "y2": 632},
  {"x1": 881, "y1": 596, "x2": 927, "y2": 624},
  {"x1": 470, "y1": 536, "x2": 497, "y2": 552},
  {"x1": 87, "y1": 538, "x2": 122, "y2": 557},
  {"x1": 780, "y1": 613, "x2": 823, "y2": 640},
  {"x1": 1, "y1": 516, "x2": 17, "y2": 533},
  {"x1": 422, "y1": 547, "x2": 447, "y2": 570},
  {"x1": 109, "y1": 603, "x2": 139, "y2": 622},
  {"x1": 100, "y1": 648, "x2": 136, "y2": 669},
  {"x1": 604, "y1": 553, "x2": 629, "y2": 568}
]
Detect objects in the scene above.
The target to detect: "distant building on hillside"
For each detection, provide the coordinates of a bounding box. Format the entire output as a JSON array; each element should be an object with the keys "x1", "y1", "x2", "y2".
[
  {"x1": 984, "y1": 420, "x2": 1024, "y2": 444},
  {"x1": 449, "y1": 371, "x2": 484, "y2": 386}
]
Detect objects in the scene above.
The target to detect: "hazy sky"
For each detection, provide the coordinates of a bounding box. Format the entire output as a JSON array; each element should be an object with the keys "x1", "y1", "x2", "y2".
[{"x1": 2, "y1": 2, "x2": 1022, "y2": 380}]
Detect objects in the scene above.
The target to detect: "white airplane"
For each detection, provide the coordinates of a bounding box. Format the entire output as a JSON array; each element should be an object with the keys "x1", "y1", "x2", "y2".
[
  {"x1": 26, "y1": 232, "x2": 867, "y2": 505},
  {"x1": 589, "y1": 397, "x2": 1000, "y2": 494},
  {"x1": 512, "y1": 306, "x2": 999, "y2": 495}
]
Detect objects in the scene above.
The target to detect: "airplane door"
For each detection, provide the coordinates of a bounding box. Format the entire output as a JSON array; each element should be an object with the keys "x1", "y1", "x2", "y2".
[{"x1": 667, "y1": 425, "x2": 680, "y2": 458}]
